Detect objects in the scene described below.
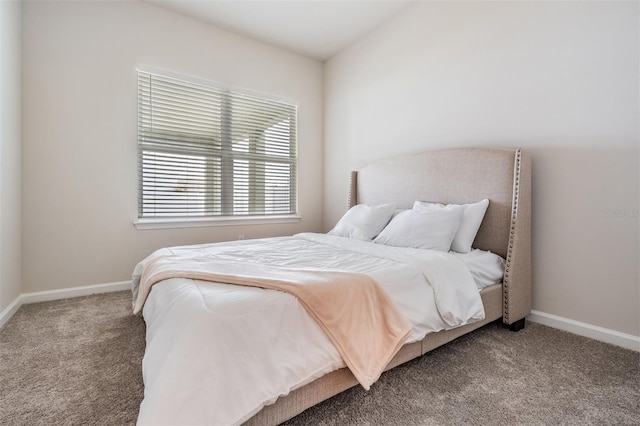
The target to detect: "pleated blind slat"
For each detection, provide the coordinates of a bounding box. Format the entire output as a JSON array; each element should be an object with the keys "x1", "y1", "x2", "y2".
[{"x1": 138, "y1": 70, "x2": 297, "y2": 219}]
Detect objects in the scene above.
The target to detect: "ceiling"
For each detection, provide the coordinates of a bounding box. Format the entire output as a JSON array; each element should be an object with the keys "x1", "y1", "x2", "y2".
[{"x1": 148, "y1": 0, "x2": 414, "y2": 61}]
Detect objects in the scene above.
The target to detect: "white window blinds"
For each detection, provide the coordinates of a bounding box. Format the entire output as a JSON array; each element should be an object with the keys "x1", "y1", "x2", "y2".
[{"x1": 137, "y1": 70, "x2": 298, "y2": 219}]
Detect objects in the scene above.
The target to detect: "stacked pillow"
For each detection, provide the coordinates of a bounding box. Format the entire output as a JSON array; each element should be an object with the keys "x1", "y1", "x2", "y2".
[
  {"x1": 373, "y1": 206, "x2": 465, "y2": 252},
  {"x1": 328, "y1": 203, "x2": 396, "y2": 241},
  {"x1": 328, "y1": 199, "x2": 489, "y2": 253},
  {"x1": 412, "y1": 199, "x2": 489, "y2": 253}
]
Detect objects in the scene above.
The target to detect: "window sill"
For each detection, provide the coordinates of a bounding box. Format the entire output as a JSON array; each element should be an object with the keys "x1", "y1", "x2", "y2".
[{"x1": 133, "y1": 215, "x2": 301, "y2": 230}]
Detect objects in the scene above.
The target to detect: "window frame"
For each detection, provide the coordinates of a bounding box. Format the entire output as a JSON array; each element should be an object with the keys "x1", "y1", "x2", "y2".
[{"x1": 134, "y1": 67, "x2": 301, "y2": 230}]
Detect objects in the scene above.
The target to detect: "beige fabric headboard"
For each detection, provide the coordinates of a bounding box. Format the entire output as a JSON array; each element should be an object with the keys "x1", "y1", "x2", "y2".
[{"x1": 348, "y1": 147, "x2": 531, "y2": 324}]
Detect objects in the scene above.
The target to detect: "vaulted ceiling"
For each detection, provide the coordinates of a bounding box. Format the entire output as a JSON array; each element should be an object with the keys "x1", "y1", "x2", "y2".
[{"x1": 148, "y1": 1, "x2": 413, "y2": 60}]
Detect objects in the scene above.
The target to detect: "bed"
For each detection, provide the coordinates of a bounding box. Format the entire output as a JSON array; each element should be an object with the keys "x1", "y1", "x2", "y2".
[{"x1": 132, "y1": 147, "x2": 531, "y2": 425}]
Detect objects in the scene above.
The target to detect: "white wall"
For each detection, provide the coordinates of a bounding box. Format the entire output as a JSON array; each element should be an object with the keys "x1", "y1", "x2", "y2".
[
  {"x1": 0, "y1": 0, "x2": 22, "y2": 312},
  {"x1": 21, "y1": 1, "x2": 323, "y2": 293},
  {"x1": 324, "y1": 1, "x2": 639, "y2": 336}
]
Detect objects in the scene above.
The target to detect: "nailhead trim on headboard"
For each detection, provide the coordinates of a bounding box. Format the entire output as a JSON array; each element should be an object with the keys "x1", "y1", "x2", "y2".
[
  {"x1": 348, "y1": 171, "x2": 358, "y2": 209},
  {"x1": 503, "y1": 148, "x2": 522, "y2": 324}
]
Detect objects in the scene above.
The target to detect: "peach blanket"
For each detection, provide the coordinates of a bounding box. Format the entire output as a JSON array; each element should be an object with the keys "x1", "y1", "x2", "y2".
[{"x1": 133, "y1": 254, "x2": 412, "y2": 390}]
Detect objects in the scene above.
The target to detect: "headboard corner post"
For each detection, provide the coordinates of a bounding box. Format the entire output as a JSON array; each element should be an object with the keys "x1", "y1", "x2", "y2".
[{"x1": 502, "y1": 148, "x2": 532, "y2": 325}]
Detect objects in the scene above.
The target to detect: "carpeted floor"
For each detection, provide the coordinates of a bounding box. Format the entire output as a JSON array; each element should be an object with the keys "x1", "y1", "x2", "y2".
[
  {"x1": 1, "y1": 291, "x2": 638, "y2": 425},
  {"x1": 0, "y1": 292, "x2": 145, "y2": 425}
]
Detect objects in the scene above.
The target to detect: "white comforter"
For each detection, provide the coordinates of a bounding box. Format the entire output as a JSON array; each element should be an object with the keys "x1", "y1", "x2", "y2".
[{"x1": 133, "y1": 233, "x2": 484, "y2": 426}]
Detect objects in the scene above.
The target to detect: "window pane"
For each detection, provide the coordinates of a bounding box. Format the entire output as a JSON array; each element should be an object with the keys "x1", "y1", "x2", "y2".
[
  {"x1": 264, "y1": 118, "x2": 292, "y2": 158},
  {"x1": 232, "y1": 159, "x2": 249, "y2": 215},
  {"x1": 265, "y1": 162, "x2": 292, "y2": 214},
  {"x1": 141, "y1": 151, "x2": 207, "y2": 217}
]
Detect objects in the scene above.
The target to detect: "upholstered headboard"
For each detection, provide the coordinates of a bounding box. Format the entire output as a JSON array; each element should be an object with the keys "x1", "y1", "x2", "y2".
[{"x1": 348, "y1": 147, "x2": 531, "y2": 324}]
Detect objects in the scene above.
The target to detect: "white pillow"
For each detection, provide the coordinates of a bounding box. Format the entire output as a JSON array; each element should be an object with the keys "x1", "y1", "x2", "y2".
[
  {"x1": 413, "y1": 199, "x2": 489, "y2": 253},
  {"x1": 373, "y1": 207, "x2": 464, "y2": 252},
  {"x1": 328, "y1": 204, "x2": 395, "y2": 241}
]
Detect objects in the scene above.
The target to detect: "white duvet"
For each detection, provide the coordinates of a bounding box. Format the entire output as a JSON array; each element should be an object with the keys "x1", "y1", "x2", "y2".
[{"x1": 133, "y1": 233, "x2": 484, "y2": 426}]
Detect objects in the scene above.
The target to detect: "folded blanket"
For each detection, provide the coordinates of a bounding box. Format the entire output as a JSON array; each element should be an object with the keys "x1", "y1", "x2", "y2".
[{"x1": 134, "y1": 253, "x2": 412, "y2": 390}]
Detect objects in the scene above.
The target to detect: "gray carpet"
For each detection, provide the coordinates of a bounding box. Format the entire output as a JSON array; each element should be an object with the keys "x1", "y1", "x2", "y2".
[
  {"x1": 1, "y1": 291, "x2": 638, "y2": 425},
  {"x1": 0, "y1": 292, "x2": 145, "y2": 425}
]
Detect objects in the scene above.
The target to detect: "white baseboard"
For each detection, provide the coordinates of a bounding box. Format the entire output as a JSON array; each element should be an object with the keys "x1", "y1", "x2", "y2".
[
  {"x1": 528, "y1": 310, "x2": 640, "y2": 352},
  {"x1": 0, "y1": 296, "x2": 24, "y2": 329},
  {"x1": 20, "y1": 281, "x2": 131, "y2": 304},
  {"x1": 0, "y1": 281, "x2": 131, "y2": 329}
]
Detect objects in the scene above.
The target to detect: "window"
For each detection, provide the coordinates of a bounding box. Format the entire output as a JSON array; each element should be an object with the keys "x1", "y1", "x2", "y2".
[{"x1": 137, "y1": 69, "x2": 298, "y2": 224}]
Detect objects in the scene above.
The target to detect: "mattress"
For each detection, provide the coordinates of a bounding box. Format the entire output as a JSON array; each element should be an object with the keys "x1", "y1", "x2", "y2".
[
  {"x1": 453, "y1": 249, "x2": 505, "y2": 289},
  {"x1": 134, "y1": 233, "x2": 491, "y2": 425}
]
